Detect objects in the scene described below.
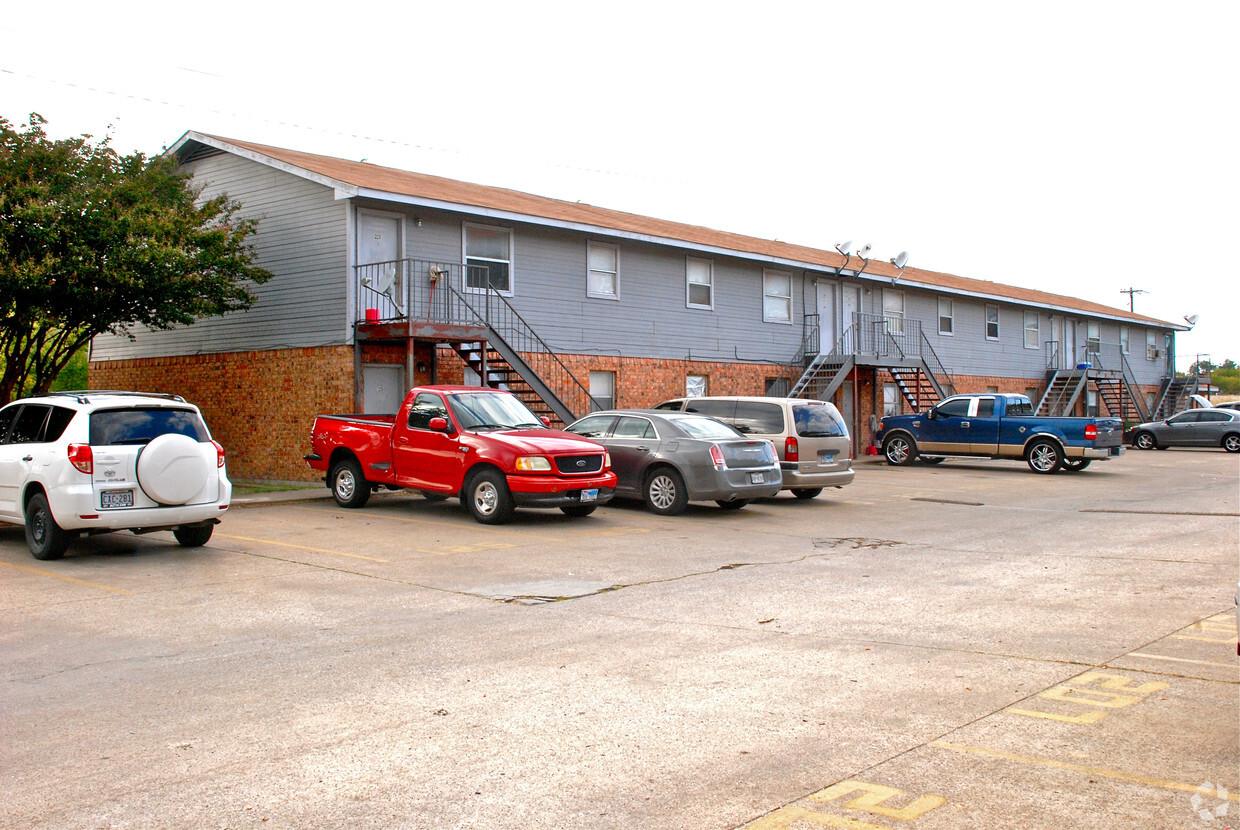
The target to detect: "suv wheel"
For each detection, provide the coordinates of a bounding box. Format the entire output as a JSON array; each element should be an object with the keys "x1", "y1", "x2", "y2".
[{"x1": 25, "y1": 493, "x2": 71, "y2": 560}]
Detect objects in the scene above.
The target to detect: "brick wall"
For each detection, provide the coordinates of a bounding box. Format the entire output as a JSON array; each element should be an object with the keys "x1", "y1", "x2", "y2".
[{"x1": 90, "y1": 347, "x2": 354, "y2": 482}]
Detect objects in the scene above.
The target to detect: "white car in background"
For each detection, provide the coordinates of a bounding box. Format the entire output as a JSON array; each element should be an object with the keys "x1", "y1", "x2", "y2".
[{"x1": 0, "y1": 392, "x2": 231, "y2": 560}]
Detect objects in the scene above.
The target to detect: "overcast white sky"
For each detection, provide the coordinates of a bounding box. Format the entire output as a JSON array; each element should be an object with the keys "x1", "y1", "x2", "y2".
[{"x1": 4, "y1": 1, "x2": 1237, "y2": 364}]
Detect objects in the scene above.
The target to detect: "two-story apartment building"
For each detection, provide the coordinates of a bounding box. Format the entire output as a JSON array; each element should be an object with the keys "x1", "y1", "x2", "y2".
[{"x1": 89, "y1": 133, "x2": 1190, "y2": 481}]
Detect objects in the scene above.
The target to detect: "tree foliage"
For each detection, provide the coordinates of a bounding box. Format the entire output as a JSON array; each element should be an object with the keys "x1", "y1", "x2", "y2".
[{"x1": 0, "y1": 114, "x2": 272, "y2": 403}]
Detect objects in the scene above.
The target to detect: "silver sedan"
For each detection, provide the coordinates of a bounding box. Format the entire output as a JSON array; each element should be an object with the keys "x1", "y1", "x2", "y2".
[
  {"x1": 1130, "y1": 408, "x2": 1240, "y2": 452},
  {"x1": 564, "y1": 410, "x2": 782, "y2": 515}
]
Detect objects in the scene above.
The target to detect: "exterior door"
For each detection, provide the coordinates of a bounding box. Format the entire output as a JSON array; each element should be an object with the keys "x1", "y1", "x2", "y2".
[
  {"x1": 363, "y1": 364, "x2": 405, "y2": 414},
  {"x1": 357, "y1": 212, "x2": 401, "y2": 266},
  {"x1": 841, "y1": 284, "x2": 861, "y2": 354},
  {"x1": 816, "y1": 281, "x2": 836, "y2": 354},
  {"x1": 1064, "y1": 318, "x2": 1079, "y2": 367}
]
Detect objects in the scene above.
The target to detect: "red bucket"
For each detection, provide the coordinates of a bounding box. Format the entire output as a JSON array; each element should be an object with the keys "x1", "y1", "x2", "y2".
[{"x1": 365, "y1": 308, "x2": 380, "y2": 321}]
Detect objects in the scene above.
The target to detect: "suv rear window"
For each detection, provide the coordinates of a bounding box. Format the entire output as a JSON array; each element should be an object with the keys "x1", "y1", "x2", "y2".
[
  {"x1": 793, "y1": 404, "x2": 847, "y2": 437},
  {"x1": 730, "y1": 402, "x2": 785, "y2": 435},
  {"x1": 89, "y1": 407, "x2": 209, "y2": 445}
]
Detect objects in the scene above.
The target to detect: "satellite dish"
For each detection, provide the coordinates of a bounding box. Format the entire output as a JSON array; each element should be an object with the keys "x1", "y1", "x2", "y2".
[
  {"x1": 891, "y1": 251, "x2": 909, "y2": 269},
  {"x1": 857, "y1": 244, "x2": 872, "y2": 257},
  {"x1": 374, "y1": 267, "x2": 397, "y2": 295},
  {"x1": 835, "y1": 240, "x2": 854, "y2": 256},
  {"x1": 1184, "y1": 314, "x2": 1199, "y2": 326}
]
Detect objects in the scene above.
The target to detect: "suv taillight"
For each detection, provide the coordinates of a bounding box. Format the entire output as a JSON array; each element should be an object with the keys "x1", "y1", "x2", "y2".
[
  {"x1": 785, "y1": 436, "x2": 799, "y2": 462},
  {"x1": 212, "y1": 440, "x2": 226, "y2": 468},
  {"x1": 68, "y1": 444, "x2": 93, "y2": 474},
  {"x1": 1084, "y1": 424, "x2": 1097, "y2": 440}
]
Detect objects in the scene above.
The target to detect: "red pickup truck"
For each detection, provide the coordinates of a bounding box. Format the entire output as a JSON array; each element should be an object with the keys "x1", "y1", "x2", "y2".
[{"x1": 305, "y1": 386, "x2": 616, "y2": 524}]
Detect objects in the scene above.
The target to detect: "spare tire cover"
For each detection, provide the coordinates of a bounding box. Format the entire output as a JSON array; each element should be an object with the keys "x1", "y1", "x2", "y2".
[{"x1": 137, "y1": 434, "x2": 211, "y2": 505}]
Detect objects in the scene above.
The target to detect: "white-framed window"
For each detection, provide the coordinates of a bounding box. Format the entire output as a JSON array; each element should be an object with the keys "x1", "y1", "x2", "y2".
[
  {"x1": 1120, "y1": 325, "x2": 1130, "y2": 354},
  {"x1": 686, "y1": 374, "x2": 707, "y2": 396},
  {"x1": 883, "y1": 383, "x2": 900, "y2": 417},
  {"x1": 883, "y1": 289, "x2": 905, "y2": 334},
  {"x1": 686, "y1": 258, "x2": 713, "y2": 309},
  {"x1": 985, "y1": 305, "x2": 1000, "y2": 340},
  {"x1": 1146, "y1": 329, "x2": 1158, "y2": 360},
  {"x1": 589, "y1": 370, "x2": 615, "y2": 411},
  {"x1": 1086, "y1": 321, "x2": 1101, "y2": 354},
  {"x1": 1023, "y1": 311, "x2": 1039, "y2": 349},
  {"x1": 587, "y1": 242, "x2": 618, "y2": 299},
  {"x1": 938, "y1": 297, "x2": 954, "y2": 335},
  {"x1": 463, "y1": 222, "x2": 513, "y2": 294},
  {"x1": 763, "y1": 269, "x2": 792, "y2": 323}
]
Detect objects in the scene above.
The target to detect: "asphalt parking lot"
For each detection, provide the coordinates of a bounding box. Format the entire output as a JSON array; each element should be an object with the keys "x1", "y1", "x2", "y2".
[{"x1": 2, "y1": 449, "x2": 1237, "y2": 829}]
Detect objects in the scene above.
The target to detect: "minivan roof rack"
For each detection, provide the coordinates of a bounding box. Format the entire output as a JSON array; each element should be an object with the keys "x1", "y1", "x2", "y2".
[{"x1": 46, "y1": 391, "x2": 188, "y2": 404}]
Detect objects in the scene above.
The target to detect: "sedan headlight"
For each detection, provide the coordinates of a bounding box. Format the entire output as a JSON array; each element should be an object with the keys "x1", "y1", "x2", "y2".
[{"x1": 514, "y1": 456, "x2": 553, "y2": 472}]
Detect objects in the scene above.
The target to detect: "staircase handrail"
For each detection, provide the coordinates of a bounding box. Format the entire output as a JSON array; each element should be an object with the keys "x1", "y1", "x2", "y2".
[
  {"x1": 1118, "y1": 350, "x2": 1150, "y2": 421},
  {"x1": 919, "y1": 331, "x2": 957, "y2": 397},
  {"x1": 450, "y1": 281, "x2": 601, "y2": 419}
]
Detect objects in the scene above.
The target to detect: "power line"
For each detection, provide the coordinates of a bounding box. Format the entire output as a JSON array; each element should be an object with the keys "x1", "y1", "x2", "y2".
[{"x1": 1119, "y1": 286, "x2": 1147, "y2": 311}]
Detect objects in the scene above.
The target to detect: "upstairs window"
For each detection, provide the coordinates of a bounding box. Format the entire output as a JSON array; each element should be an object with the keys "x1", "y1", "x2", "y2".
[
  {"x1": 587, "y1": 242, "x2": 619, "y2": 299},
  {"x1": 1024, "y1": 312, "x2": 1040, "y2": 349},
  {"x1": 763, "y1": 269, "x2": 792, "y2": 323},
  {"x1": 464, "y1": 223, "x2": 513, "y2": 294},
  {"x1": 938, "y1": 297, "x2": 954, "y2": 335},
  {"x1": 985, "y1": 305, "x2": 1000, "y2": 340},
  {"x1": 686, "y1": 258, "x2": 713, "y2": 309},
  {"x1": 1086, "y1": 321, "x2": 1101, "y2": 354},
  {"x1": 1120, "y1": 325, "x2": 1130, "y2": 354}
]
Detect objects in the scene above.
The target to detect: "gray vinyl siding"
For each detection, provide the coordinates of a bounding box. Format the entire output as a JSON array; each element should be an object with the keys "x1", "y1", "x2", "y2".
[
  {"x1": 91, "y1": 153, "x2": 349, "y2": 360},
  {"x1": 390, "y1": 209, "x2": 807, "y2": 365}
]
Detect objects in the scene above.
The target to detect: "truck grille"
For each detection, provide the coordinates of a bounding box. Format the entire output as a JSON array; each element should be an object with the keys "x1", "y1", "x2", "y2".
[{"x1": 554, "y1": 454, "x2": 604, "y2": 475}]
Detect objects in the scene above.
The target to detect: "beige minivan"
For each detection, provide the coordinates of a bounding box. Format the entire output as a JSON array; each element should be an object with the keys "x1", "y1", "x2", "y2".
[{"x1": 653, "y1": 396, "x2": 854, "y2": 499}]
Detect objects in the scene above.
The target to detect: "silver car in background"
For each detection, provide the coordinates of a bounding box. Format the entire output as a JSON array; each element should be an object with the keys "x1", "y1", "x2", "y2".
[
  {"x1": 564, "y1": 410, "x2": 781, "y2": 515},
  {"x1": 1130, "y1": 408, "x2": 1240, "y2": 453}
]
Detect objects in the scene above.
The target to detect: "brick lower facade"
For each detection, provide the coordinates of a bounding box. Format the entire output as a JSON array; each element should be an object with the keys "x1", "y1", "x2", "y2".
[{"x1": 90, "y1": 347, "x2": 1159, "y2": 481}]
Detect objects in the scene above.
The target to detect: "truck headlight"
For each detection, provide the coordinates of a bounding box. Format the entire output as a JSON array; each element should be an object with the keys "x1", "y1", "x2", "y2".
[{"x1": 515, "y1": 456, "x2": 553, "y2": 472}]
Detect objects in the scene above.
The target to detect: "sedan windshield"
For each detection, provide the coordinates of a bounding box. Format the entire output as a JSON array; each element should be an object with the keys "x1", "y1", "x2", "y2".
[{"x1": 447, "y1": 392, "x2": 545, "y2": 431}]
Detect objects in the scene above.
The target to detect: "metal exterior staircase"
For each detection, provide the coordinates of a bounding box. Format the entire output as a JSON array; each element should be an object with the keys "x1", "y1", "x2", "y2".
[
  {"x1": 1036, "y1": 370, "x2": 1089, "y2": 416},
  {"x1": 1152, "y1": 376, "x2": 1204, "y2": 420},
  {"x1": 887, "y1": 367, "x2": 943, "y2": 411}
]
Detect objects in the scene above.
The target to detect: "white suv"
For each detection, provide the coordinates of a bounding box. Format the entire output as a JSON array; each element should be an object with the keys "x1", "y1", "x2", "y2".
[{"x1": 0, "y1": 392, "x2": 231, "y2": 560}]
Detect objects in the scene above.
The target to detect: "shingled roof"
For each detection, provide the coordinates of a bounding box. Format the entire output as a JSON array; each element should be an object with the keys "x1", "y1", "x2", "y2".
[{"x1": 173, "y1": 132, "x2": 1180, "y2": 330}]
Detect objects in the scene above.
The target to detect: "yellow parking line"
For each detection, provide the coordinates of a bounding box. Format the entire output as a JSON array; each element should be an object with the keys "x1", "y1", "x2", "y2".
[
  {"x1": 217, "y1": 534, "x2": 390, "y2": 563},
  {"x1": 0, "y1": 561, "x2": 132, "y2": 594},
  {"x1": 930, "y1": 741, "x2": 1240, "y2": 800},
  {"x1": 1126, "y1": 652, "x2": 1240, "y2": 669}
]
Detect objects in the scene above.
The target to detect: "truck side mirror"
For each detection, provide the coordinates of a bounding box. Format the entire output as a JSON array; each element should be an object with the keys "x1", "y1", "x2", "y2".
[
  {"x1": 540, "y1": 416, "x2": 552, "y2": 427},
  {"x1": 925, "y1": 409, "x2": 936, "y2": 420},
  {"x1": 428, "y1": 416, "x2": 451, "y2": 433}
]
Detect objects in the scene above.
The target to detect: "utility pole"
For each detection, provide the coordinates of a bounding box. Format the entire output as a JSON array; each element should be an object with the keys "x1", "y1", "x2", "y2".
[{"x1": 1119, "y1": 287, "x2": 1147, "y2": 311}]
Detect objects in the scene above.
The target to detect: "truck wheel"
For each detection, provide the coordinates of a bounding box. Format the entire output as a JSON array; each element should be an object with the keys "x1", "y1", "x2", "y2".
[
  {"x1": 1133, "y1": 431, "x2": 1158, "y2": 450},
  {"x1": 25, "y1": 493, "x2": 71, "y2": 561},
  {"x1": 644, "y1": 467, "x2": 688, "y2": 516},
  {"x1": 791, "y1": 488, "x2": 822, "y2": 500},
  {"x1": 173, "y1": 524, "x2": 214, "y2": 547},
  {"x1": 1222, "y1": 433, "x2": 1240, "y2": 453},
  {"x1": 330, "y1": 458, "x2": 371, "y2": 508},
  {"x1": 560, "y1": 504, "x2": 597, "y2": 518},
  {"x1": 465, "y1": 469, "x2": 515, "y2": 524},
  {"x1": 883, "y1": 434, "x2": 917, "y2": 466},
  {"x1": 1060, "y1": 458, "x2": 1091, "y2": 472},
  {"x1": 1026, "y1": 439, "x2": 1063, "y2": 474}
]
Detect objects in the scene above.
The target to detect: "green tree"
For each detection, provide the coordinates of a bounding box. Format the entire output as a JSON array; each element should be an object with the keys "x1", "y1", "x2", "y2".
[{"x1": 0, "y1": 114, "x2": 272, "y2": 403}]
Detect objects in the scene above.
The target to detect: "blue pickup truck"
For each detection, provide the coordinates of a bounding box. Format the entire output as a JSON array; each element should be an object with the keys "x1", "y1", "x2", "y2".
[{"x1": 874, "y1": 393, "x2": 1124, "y2": 473}]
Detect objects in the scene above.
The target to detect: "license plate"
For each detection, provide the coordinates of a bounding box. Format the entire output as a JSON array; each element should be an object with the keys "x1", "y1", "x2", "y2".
[
  {"x1": 580, "y1": 489, "x2": 598, "y2": 503},
  {"x1": 818, "y1": 453, "x2": 835, "y2": 465},
  {"x1": 749, "y1": 472, "x2": 765, "y2": 484},
  {"x1": 101, "y1": 489, "x2": 134, "y2": 509}
]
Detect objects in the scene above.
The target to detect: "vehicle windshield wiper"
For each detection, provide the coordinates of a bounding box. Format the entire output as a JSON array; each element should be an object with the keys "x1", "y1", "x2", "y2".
[
  {"x1": 511, "y1": 422, "x2": 545, "y2": 428},
  {"x1": 468, "y1": 423, "x2": 509, "y2": 431}
]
